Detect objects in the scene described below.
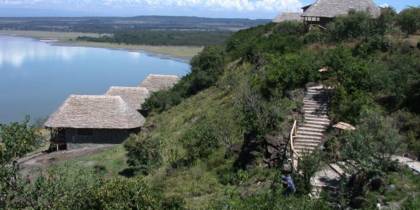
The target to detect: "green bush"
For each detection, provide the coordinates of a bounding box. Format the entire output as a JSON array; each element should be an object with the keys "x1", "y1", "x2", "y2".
[
  {"x1": 340, "y1": 111, "x2": 402, "y2": 171},
  {"x1": 210, "y1": 190, "x2": 330, "y2": 210},
  {"x1": 327, "y1": 11, "x2": 377, "y2": 41},
  {"x1": 124, "y1": 134, "x2": 162, "y2": 174},
  {"x1": 180, "y1": 120, "x2": 220, "y2": 163},
  {"x1": 0, "y1": 117, "x2": 41, "y2": 164},
  {"x1": 293, "y1": 151, "x2": 324, "y2": 195},
  {"x1": 143, "y1": 46, "x2": 225, "y2": 113},
  {"x1": 397, "y1": 7, "x2": 420, "y2": 35}
]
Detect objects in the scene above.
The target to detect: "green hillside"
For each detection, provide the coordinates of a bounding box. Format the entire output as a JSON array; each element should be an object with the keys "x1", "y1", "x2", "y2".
[{"x1": 1, "y1": 7, "x2": 420, "y2": 209}]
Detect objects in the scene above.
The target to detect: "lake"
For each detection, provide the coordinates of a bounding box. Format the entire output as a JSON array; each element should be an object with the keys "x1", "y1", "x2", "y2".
[{"x1": 0, "y1": 36, "x2": 190, "y2": 124}]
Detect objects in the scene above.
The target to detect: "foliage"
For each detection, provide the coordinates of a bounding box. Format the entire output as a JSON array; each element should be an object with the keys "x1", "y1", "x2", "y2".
[
  {"x1": 143, "y1": 46, "x2": 225, "y2": 113},
  {"x1": 180, "y1": 119, "x2": 220, "y2": 163},
  {"x1": 211, "y1": 190, "x2": 330, "y2": 210},
  {"x1": 124, "y1": 134, "x2": 162, "y2": 174},
  {"x1": 340, "y1": 111, "x2": 402, "y2": 171},
  {"x1": 0, "y1": 117, "x2": 41, "y2": 164},
  {"x1": 327, "y1": 11, "x2": 377, "y2": 41},
  {"x1": 397, "y1": 7, "x2": 420, "y2": 35},
  {"x1": 293, "y1": 151, "x2": 324, "y2": 195},
  {"x1": 77, "y1": 30, "x2": 233, "y2": 46},
  {"x1": 3, "y1": 166, "x2": 185, "y2": 210}
]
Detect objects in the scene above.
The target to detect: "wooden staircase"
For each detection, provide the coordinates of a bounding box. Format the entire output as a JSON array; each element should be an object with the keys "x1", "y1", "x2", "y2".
[
  {"x1": 290, "y1": 85, "x2": 331, "y2": 169},
  {"x1": 295, "y1": 85, "x2": 330, "y2": 156}
]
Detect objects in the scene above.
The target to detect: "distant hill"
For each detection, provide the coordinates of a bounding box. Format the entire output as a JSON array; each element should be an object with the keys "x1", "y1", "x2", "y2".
[{"x1": 0, "y1": 16, "x2": 270, "y2": 33}]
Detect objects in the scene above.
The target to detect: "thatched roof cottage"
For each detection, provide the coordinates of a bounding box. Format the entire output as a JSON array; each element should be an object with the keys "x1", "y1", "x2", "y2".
[
  {"x1": 139, "y1": 74, "x2": 180, "y2": 92},
  {"x1": 273, "y1": 12, "x2": 303, "y2": 23},
  {"x1": 302, "y1": 0, "x2": 381, "y2": 25},
  {"x1": 106, "y1": 86, "x2": 150, "y2": 111},
  {"x1": 45, "y1": 95, "x2": 145, "y2": 149}
]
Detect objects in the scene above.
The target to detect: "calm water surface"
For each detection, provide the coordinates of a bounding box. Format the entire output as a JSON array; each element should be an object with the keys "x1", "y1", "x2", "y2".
[{"x1": 0, "y1": 36, "x2": 190, "y2": 123}]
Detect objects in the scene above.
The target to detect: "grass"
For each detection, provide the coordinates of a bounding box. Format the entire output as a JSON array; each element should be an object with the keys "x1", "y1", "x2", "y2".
[
  {"x1": 52, "y1": 145, "x2": 128, "y2": 177},
  {"x1": 0, "y1": 30, "x2": 203, "y2": 60},
  {"x1": 135, "y1": 86, "x2": 243, "y2": 209}
]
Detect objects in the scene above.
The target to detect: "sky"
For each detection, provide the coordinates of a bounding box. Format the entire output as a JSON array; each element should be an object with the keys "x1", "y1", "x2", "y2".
[{"x1": 0, "y1": 0, "x2": 418, "y2": 19}]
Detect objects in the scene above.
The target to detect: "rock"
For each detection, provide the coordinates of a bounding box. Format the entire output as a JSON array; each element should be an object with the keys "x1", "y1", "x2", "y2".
[{"x1": 386, "y1": 184, "x2": 396, "y2": 192}]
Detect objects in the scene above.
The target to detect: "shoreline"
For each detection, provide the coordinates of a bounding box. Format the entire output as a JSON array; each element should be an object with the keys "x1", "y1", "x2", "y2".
[{"x1": 0, "y1": 30, "x2": 202, "y2": 62}]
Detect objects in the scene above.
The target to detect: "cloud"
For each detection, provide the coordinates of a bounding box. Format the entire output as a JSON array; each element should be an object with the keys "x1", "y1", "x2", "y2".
[{"x1": 0, "y1": 0, "x2": 303, "y2": 12}]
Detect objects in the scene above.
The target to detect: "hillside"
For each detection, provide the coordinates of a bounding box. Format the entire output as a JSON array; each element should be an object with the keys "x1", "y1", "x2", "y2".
[{"x1": 1, "y1": 7, "x2": 420, "y2": 210}]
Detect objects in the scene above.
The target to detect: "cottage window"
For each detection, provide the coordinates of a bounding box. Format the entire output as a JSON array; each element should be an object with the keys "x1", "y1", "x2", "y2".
[{"x1": 78, "y1": 129, "x2": 93, "y2": 136}]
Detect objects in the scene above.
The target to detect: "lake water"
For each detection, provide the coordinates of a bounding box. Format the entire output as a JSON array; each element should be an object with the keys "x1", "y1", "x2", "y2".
[{"x1": 0, "y1": 36, "x2": 190, "y2": 124}]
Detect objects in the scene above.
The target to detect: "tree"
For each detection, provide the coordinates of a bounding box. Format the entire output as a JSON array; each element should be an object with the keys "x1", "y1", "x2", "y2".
[
  {"x1": 0, "y1": 117, "x2": 41, "y2": 164},
  {"x1": 397, "y1": 7, "x2": 420, "y2": 35},
  {"x1": 124, "y1": 134, "x2": 162, "y2": 174}
]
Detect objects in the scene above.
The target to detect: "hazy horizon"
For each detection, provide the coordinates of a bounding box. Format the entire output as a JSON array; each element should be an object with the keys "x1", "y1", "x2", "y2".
[{"x1": 0, "y1": 0, "x2": 418, "y2": 19}]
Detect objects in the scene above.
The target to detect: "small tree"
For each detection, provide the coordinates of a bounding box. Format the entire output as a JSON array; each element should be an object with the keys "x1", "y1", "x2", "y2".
[
  {"x1": 124, "y1": 134, "x2": 162, "y2": 174},
  {"x1": 180, "y1": 120, "x2": 220, "y2": 163},
  {"x1": 0, "y1": 117, "x2": 41, "y2": 164},
  {"x1": 397, "y1": 7, "x2": 420, "y2": 35}
]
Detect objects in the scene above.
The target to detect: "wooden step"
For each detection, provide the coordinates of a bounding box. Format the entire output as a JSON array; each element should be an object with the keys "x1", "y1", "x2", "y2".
[
  {"x1": 305, "y1": 120, "x2": 330, "y2": 126},
  {"x1": 302, "y1": 123, "x2": 328, "y2": 129},
  {"x1": 297, "y1": 130, "x2": 324, "y2": 136},
  {"x1": 294, "y1": 141, "x2": 321, "y2": 147},
  {"x1": 294, "y1": 135, "x2": 322, "y2": 140},
  {"x1": 298, "y1": 126, "x2": 325, "y2": 132},
  {"x1": 305, "y1": 116, "x2": 330, "y2": 122},
  {"x1": 294, "y1": 139, "x2": 322, "y2": 145}
]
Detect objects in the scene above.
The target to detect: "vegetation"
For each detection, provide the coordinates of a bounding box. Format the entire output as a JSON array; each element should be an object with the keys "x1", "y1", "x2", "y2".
[
  {"x1": 77, "y1": 30, "x2": 233, "y2": 46},
  {"x1": 2, "y1": 7, "x2": 420, "y2": 209}
]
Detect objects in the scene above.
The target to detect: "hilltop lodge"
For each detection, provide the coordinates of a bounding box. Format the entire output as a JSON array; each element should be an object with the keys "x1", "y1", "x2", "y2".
[{"x1": 274, "y1": 0, "x2": 381, "y2": 26}]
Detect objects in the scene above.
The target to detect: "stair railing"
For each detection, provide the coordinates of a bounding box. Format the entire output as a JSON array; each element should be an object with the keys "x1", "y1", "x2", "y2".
[{"x1": 289, "y1": 120, "x2": 300, "y2": 171}]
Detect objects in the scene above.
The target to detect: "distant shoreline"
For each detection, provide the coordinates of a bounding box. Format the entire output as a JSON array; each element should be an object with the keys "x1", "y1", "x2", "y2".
[{"x1": 0, "y1": 30, "x2": 202, "y2": 63}]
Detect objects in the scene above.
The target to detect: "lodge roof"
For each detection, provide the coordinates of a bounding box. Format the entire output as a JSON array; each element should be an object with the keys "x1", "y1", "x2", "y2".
[
  {"x1": 273, "y1": 12, "x2": 303, "y2": 23},
  {"x1": 139, "y1": 74, "x2": 180, "y2": 92},
  {"x1": 302, "y1": 0, "x2": 381, "y2": 18},
  {"x1": 44, "y1": 95, "x2": 145, "y2": 129},
  {"x1": 106, "y1": 86, "x2": 150, "y2": 111}
]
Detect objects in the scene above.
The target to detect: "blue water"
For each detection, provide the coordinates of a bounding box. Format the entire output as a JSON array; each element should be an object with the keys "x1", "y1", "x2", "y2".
[{"x1": 0, "y1": 36, "x2": 190, "y2": 123}]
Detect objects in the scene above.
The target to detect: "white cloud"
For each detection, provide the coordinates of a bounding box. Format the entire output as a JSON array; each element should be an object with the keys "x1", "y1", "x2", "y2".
[
  {"x1": 380, "y1": 3, "x2": 390, "y2": 8},
  {"x1": 0, "y1": 0, "x2": 302, "y2": 12}
]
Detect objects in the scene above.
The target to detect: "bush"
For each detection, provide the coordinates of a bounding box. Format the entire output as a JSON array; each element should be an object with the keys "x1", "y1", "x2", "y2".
[
  {"x1": 293, "y1": 151, "x2": 324, "y2": 195},
  {"x1": 124, "y1": 134, "x2": 162, "y2": 174},
  {"x1": 397, "y1": 7, "x2": 420, "y2": 35},
  {"x1": 327, "y1": 11, "x2": 377, "y2": 41},
  {"x1": 143, "y1": 46, "x2": 225, "y2": 113},
  {"x1": 211, "y1": 189, "x2": 330, "y2": 210},
  {"x1": 180, "y1": 120, "x2": 220, "y2": 163},
  {"x1": 0, "y1": 117, "x2": 41, "y2": 164},
  {"x1": 340, "y1": 111, "x2": 402, "y2": 171}
]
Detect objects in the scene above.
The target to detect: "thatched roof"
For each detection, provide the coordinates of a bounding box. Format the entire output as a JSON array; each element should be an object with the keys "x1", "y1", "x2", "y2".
[
  {"x1": 106, "y1": 86, "x2": 150, "y2": 110},
  {"x1": 45, "y1": 95, "x2": 145, "y2": 129},
  {"x1": 139, "y1": 74, "x2": 180, "y2": 92},
  {"x1": 302, "y1": 0, "x2": 380, "y2": 18},
  {"x1": 273, "y1": 12, "x2": 302, "y2": 23}
]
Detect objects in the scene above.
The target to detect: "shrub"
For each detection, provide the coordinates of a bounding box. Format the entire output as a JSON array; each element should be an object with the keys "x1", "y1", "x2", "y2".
[
  {"x1": 293, "y1": 151, "x2": 324, "y2": 195},
  {"x1": 180, "y1": 120, "x2": 220, "y2": 163},
  {"x1": 397, "y1": 7, "x2": 420, "y2": 35},
  {"x1": 327, "y1": 11, "x2": 376, "y2": 41},
  {"x1": 340, "y1": 111, "x2": 402, "y2": 171},
  {"x1": 124, "y1": 134, "x2": 162, "y2": 174},
  {"x1": 0, "y1": 117, "x2": 41, "y2": 164},
  {"x1": 143, "y1": 46, "x2": 225, "y2": 113}
]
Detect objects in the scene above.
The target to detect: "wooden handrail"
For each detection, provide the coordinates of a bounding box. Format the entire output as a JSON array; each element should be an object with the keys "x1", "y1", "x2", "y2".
[
  {"x1": 289, "y1": 120, "x2": 297, "y2": 155},
  {"x1": 289, "y1": 120, "x2": 300, "y2": 170}
]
